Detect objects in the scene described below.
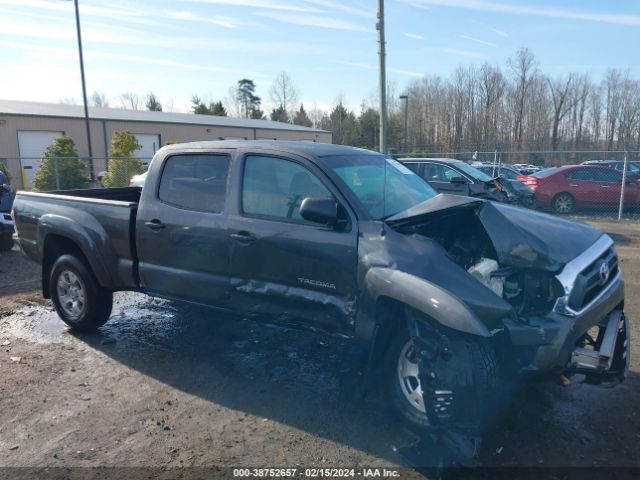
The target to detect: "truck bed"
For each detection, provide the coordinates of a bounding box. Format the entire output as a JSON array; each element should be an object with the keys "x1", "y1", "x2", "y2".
[{"x1": 12, "y1": 187, "x2": 142, "y2": 291}]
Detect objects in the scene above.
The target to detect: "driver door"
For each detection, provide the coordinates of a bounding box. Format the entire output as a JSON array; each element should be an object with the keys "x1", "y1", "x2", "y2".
[
  {"x1": 420, "y1": 162, "x2": 470, "y2": 195},
  {"x1": 226, "y1": 153, "x2": 358, "y2": 335}
]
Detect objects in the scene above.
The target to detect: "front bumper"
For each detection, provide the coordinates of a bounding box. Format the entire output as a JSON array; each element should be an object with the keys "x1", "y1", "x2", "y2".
[
  {"x1": 0, "y1": 211, "x2": 14, "y2": 235},
  {"x1": 505, "y1": 266, "x2": 626, "y2": 376}
]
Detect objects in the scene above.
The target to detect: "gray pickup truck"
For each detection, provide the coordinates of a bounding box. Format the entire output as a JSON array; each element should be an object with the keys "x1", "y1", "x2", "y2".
[{"x1": 12, "y1": 141, "x2": 629, "y2": 431}]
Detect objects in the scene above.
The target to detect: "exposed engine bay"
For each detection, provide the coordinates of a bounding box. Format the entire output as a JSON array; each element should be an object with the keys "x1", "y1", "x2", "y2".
[{"x1": 395, "y1": 204, "x2": 563, "y2": 316}]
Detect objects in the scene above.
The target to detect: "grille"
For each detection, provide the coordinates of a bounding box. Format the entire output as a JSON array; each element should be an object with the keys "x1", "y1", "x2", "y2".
[{"x1": 568, "y1": 247, "x2": 618, "y2": 311}]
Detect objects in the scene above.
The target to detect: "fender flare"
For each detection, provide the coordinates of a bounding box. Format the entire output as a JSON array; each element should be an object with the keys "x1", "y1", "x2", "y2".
[
  {"x1": 37, "y1": 213, "x2": 116, "y2": 290},
  {"x1": 364, "y1": 267, "x2": 491, "y2": 337}
]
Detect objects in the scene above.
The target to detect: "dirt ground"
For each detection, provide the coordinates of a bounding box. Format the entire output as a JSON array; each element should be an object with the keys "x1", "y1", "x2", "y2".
[{"x1": 1, "y1": 219, "x2": 640, "y2": 478}]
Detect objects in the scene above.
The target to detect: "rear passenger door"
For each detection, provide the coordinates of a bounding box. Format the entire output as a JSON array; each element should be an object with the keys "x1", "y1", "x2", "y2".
[
  {"x1": 226, "y1": 153, "x2": 358, "y2": 335},
  {"x1": 136, "y1": 153, "x2": 232, "y2": 306},
  {"x1": 564, "y1": 168, "x2": 600, "y2": 206}
]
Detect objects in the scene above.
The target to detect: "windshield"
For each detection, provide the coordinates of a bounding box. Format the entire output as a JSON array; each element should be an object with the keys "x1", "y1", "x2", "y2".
[
  {"x1": 323, "y1": 154, "x2": 437, "y2": 220},
  {"x1": 450, "y1": 160, "x2": 494, "y2": 182}
]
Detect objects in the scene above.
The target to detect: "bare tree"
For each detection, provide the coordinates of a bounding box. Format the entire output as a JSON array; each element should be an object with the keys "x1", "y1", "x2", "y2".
[
  {"x1": 508, "y1": 48, "x2": 537, "y2": 150},
  {"x1": 604, "y1": 69, "x2": 623, "y2": 151},
  {"x1": 119, "y1": 93, "x2": 141, "y2": 110},
  {"x1": 90, "y1": 91, "x2": 109, "y2": 108},
  {"x1": 547, "y1": 74, "x2": 579, "y2": 151},
  {"x1": 269, "y1": 72, "x2": 299, "y2": 120}
]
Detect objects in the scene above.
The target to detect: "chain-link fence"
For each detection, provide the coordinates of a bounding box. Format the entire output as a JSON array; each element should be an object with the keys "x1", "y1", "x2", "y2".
[
  {"x1": 2, "y1": 157, "x2": 153, "y2": 191},
  {"x1": 6, "y1": 149, "x2": 640, "y2": 222},
  {"x1": 396, "y1": 150, "x2": 640, "y2": 222}
]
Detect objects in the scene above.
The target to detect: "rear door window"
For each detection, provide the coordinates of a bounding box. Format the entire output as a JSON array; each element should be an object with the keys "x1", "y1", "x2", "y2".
[
  {"x1": 566, "y1": 169, "x2": 594, "y2": 181},
  {"x1": 158, "y1": 154, "x2": 230, "y2": 213}
]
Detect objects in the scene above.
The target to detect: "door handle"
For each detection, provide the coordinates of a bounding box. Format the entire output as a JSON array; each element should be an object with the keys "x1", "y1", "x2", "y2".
[
  {"x1": 601, "y1": 185, "x2": 610, "y2": 188},
  {"x1": 231, "y1": 231, "x2": 256, "y2": 244},
  {"x1": 569, "y1": 184, "x2": 578, "y2": 187},
  {"x1": 144, "y1": 219, "x2": 166, "y2": 231}
]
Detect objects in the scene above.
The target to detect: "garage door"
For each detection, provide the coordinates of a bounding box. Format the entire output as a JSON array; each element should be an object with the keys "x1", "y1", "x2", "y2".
[
  {"x1": 133, "y1": 134, "x2": 160, "y2": 166},
  {"x1": 17, "y1": 130, "x2": 63, "y2": 189}
]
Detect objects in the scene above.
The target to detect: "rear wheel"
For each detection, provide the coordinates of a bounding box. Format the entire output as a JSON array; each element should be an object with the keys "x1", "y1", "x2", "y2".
[
  {"x1": 0, "y1": 234, "x2": 13, "y2": 251},
  {"x1": 387, "y1": 327, "x2": 499, "y2": 432},
  {"x1": 50, "y1": 254, "x2": 112, "y2": 332},
  {"x1": 551, "y1": 192, "x2": 575, "y2": 214}
]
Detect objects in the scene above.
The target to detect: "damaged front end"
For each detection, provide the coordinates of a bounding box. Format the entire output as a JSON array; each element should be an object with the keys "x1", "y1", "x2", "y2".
[{"x1": 385, "y1": 195, "x2": 629, "y2": 385}]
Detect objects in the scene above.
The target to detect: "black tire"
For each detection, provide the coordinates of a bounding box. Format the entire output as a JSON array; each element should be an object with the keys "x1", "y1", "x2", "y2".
[
  {"x1": 0, "y1": 234, "x2": 13, "y2": 252},
  {"x1": 386, "y1": 327, "x2": 499, "y2": 433},
  {"x1": 49, "y1": 254, "x2": 112, "y2": 332},
  {"x1": 551, "y1": 192, "x2": 575, "y2": 214}
]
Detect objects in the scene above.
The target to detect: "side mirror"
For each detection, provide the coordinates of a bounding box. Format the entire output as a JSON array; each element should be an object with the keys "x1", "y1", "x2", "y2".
[
  {"x1": 0, "y1": 184, "x2": 9, "y2": 194},
  {"x1": 300, "y1": 196, "x2": 338, "y2": 226},
  {"x1": 449, "y1": 176, "x2": 468, "y2": 185}
]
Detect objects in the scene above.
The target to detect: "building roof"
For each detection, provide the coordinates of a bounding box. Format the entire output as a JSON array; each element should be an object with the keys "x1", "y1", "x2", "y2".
[{"x1": 0, "y1": 99, "x2": 329, "y2": 133}]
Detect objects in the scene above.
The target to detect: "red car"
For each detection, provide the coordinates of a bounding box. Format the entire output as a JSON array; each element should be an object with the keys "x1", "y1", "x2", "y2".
[{"x1": 518, "y1": 165, "x2": 640, "y2": 214}]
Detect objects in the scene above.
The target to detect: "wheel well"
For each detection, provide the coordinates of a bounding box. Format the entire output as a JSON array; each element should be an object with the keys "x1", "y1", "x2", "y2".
[
  {"x1": 553, "y1": 191, "x2": 575, "y2": 202},
  {"x1": 368, "y1": 297, "x2": 408, "y2": 374},
  {"x1": 42, "y1": 235, "x2": 89, "y2": 299}
]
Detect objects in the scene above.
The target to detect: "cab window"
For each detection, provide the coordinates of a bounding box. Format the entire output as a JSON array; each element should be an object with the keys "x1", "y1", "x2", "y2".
[
  {"x1": 158, "y1": 154, "x2": 230, "y2": 212},
  {"x1": 242, "y1": 155, "x2": 332, "y2": 222}
]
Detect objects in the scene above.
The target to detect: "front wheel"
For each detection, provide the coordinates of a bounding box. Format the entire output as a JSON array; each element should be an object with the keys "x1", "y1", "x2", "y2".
[
  {"x1": 50, "y1": 254, "x2": 112, "y2": 332},
  {"x1": 387, "y1": 329, "x2": 499, "y2": 433}
]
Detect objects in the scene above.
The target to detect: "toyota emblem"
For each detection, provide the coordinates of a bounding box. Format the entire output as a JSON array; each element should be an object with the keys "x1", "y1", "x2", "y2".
[{"x1": 599, "y1": 262, "x2": 610, "y2": 285}]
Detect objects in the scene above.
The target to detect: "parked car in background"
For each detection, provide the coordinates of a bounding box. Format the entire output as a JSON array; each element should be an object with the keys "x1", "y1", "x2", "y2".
[
  {"x1": 0, "y1": 170, "x2": 15, "y2": 251},
  {"x1": 474, "y1": 164, "x2": 534, "y2": 206},
  {"x1": 512, "y1": 164, "x2": 542, "y2": 175},
  {"x1": 582, "y1": 160, "x2": 640, "y2": 177},
  {"x1": 520, "y1": 165, "x2": 640, "y2": 214},
  {"x1": 400, "y1": 158, "x2": 518, "y2": 204}
]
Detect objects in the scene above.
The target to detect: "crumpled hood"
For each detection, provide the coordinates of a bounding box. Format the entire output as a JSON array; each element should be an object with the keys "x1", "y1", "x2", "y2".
[{"x1": 385, "y1": 194, "x2": 603, "y2": 272}]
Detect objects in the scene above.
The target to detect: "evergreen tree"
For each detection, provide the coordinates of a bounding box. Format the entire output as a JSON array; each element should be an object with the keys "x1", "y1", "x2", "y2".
[
  {"x1": 270, "y1": 106, "x2": 289, "y2": 123},
  {"x1": 191, "y1": 96, "x2": 227, "y2": 116},
  {"x1": 32, "y1": 136, "x2": 89, "y2": 191},
  {"x1": 0, "y1": 161, "x2": 11, "y2": 184},
  {"x1": 293, "y1": 104, "x2": 312, "y2": 127},
  {"x1": 102, "y1": 131, "x2": 143, "y2": 188},
  {"x1": 211, "y1": 101, "x2": 227, "y2": 116},
  {"x1": 236, "y1": 79, "x2": 262, "y2": 118},
  {"x1": 145, "y1": 93, "x2": 162, "y2": 111}
]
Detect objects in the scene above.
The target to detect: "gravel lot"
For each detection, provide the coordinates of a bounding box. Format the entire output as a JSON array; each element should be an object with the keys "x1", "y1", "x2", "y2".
[{"x1": 1, "y1": 219, "x2": 639, "y2": 478}]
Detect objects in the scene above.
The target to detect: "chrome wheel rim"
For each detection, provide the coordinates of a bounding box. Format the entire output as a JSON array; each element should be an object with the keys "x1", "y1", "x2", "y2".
[
  {"x1": 397, "y1": 339, "x2": 426, "y2": 414},
  {"x1": 56, "y1": 270, "x2": 86, "y2": 319},
  {"x1": 555, "y1": 195, "x2": 573, "y2": 213}
]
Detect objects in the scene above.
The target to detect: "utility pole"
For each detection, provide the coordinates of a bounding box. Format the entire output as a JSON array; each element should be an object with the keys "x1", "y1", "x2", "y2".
[
  {"x1": 73, "y1": 0, "x2": 94, "y2": 181},
  {"x1": 400, "y1": 95, "x2": 408, "y2": 153},
  {"x1": 377, "y1": 0, "x2": 387, "y2": 154}
]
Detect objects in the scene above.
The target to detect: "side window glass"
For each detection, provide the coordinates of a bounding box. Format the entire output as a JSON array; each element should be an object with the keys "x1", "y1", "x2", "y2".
[
  {"x1": 242, "y1": 155, "x2": 332, "y2": 222},
  {"x1": 403, "y1": 163, "x2": 420, "y2": 174},
  {"x1": 442, "y1": 166, "x2": 463, "y2": 181},
  {"x1": 566, "y1": 169, "x2": 589, "y2": 181},
  {"x1": 422, "y1": 163, "x2": 444, "y2": 181},
  {"x1": 502, "y1": 168, "x2": 517, "y2": 180},
  {"x1": 595, "y1": 169, "x2": 622, "y2": 183},
  {"x1": 158, "y1": 154, "x2": 230, "y2": 212}
]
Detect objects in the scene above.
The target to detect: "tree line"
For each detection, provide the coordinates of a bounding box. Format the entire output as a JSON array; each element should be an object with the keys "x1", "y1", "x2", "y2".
[{"x1": 84, "y1": 48, "x2": 640, "y2": 162}]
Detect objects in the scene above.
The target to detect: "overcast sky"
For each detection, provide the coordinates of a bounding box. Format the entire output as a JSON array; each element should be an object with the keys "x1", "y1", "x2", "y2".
[{"x1": 1, "y1": 0, "x2": 639, "y2": 113}]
